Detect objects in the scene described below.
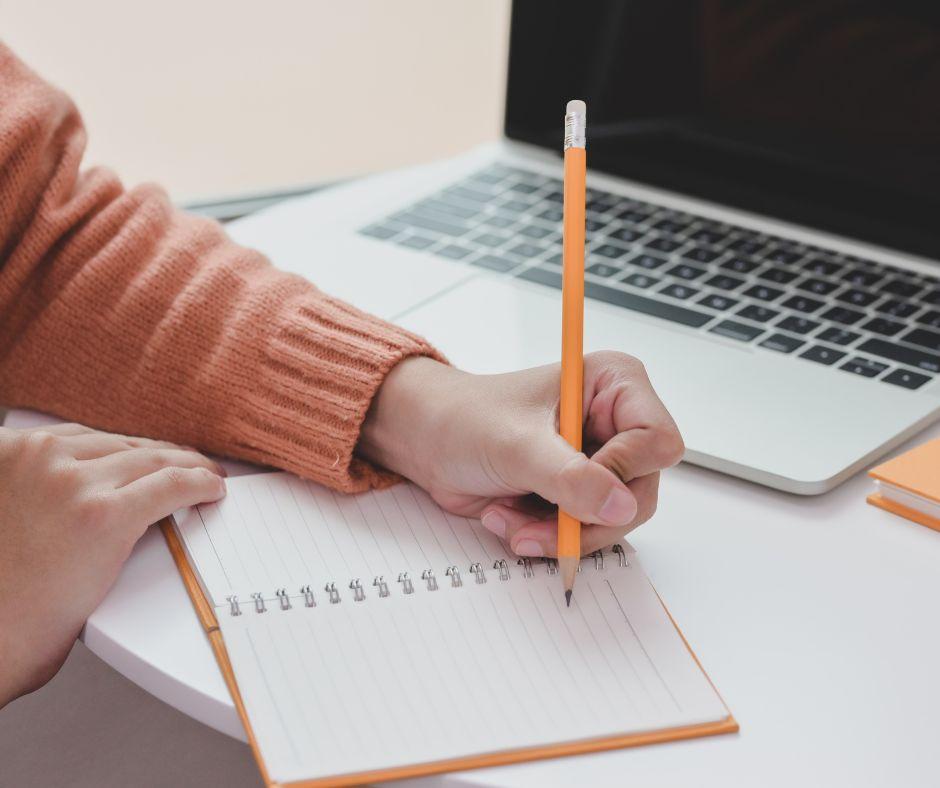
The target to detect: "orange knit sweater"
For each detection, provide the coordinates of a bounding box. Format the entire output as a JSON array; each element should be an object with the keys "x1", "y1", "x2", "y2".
[{"x1": 0, "y1": 43, "x2": 440, "y2": 492}]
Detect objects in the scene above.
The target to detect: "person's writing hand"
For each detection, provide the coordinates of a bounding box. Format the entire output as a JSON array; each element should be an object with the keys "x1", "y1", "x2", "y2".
[
  {"x1": 0, "y1": 423, "x2": 226, "y2": 707},
  {"x1": 361, "y1": 351, "x2": 683, "y2": 557}
]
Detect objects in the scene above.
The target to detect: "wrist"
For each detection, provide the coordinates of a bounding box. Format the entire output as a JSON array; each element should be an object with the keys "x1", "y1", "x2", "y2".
[{"x1": 359, "y1": 355, "x2": 464, "y2": 486}]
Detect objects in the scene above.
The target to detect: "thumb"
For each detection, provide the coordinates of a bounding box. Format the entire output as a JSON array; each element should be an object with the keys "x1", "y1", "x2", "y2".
[{"x1": 516, "y1": 433, "x2": 638, "y2": 526}]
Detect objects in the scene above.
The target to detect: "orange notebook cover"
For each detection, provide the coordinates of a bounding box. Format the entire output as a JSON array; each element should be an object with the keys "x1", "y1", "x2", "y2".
[
  {"x1": 867, "y1": 438, "x2": 940, "y2": 532},
  {"x1": 159, "y1": 475, "x2": 737, "y2": 787}
]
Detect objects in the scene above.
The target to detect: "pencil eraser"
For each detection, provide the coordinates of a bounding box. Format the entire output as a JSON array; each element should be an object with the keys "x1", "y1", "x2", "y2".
[{"x1": 566, "y1": 99, "x2": 586, "y2": 115}]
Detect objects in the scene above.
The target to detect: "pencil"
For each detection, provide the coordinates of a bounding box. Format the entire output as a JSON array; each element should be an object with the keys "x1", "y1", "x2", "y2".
[{"x1": 558, "y1": 99, "x2": 586, "y2": 606}]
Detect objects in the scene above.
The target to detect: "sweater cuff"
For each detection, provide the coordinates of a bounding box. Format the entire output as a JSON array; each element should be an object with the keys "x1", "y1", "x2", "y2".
[{"x1": 227, "y1": 294, "x2": 445, "y2": 492}]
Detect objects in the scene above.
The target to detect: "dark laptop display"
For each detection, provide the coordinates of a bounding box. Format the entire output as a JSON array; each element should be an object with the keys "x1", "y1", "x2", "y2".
[{"x1": 506, "y1": 1, "x2": 940, "y2": 260}]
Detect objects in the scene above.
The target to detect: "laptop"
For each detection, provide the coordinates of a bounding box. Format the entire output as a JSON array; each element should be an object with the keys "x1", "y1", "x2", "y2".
[{"x1": 227, "y1": 0, "x2": 940, "y2": 494}]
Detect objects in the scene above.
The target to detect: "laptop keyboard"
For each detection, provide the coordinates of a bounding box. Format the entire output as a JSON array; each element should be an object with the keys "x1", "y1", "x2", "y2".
[{"x1": 358, "y1": 164, "x2": 939, "y2": 391}]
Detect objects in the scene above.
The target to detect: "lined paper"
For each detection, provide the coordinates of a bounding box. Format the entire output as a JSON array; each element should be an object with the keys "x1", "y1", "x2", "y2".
[{"x1": 175, "y1": 472, "x2": 729, "y2": 783}]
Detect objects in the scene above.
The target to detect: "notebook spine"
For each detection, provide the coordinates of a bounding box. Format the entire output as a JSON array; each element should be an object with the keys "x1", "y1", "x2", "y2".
[{"x1": 226, "y1": 546, "x2": 629, "y2": 615}]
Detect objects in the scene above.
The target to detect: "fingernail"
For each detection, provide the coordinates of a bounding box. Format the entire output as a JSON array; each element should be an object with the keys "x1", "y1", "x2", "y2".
[
  {"x1": 215, "y1": 463, "x2": 228, "y2": 477},
  {"x1": 514, "y1": 539, "x2": 544, "y2": 557},
  {"x1": 599, "y1": 487, "x2": 637, "y2": 524},
  {"x1": 481, "y1": 511, "x2": 506, "y2": 539}
]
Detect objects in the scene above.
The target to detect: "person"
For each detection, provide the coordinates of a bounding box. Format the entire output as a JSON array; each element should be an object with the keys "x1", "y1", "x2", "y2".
[{"x1": 0, "y1": 43, "x2": 683, "y2": 708}]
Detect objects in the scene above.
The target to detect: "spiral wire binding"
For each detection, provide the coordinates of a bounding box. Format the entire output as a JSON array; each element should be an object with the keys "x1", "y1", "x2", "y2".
[
  {"x1": 226, "y1": 545, "x2": 630, "y2": 615},
  {"x1": 373, "y1": 576, "x2": 390, "y2": 597},
  {"x1": 349, "y1": 579, "x2": 366, "y2": 602},
  {"x1": 398, "y1": 572, "x2": 415, "y2": 594}
]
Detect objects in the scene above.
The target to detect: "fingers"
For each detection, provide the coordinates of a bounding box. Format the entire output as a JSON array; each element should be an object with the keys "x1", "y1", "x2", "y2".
[
  {"x1": 111, "y1": 466, "x2": 227, "y2": 534},
  {"x1": 63, "y1": 432, "x2": 192, "y2": 460},
  {"x1": 480, "y1": 502, "x2": 634, "y2": 557},
  {"x1": 583, "y1": 352, "x2": 685, "y2": 482},
  {"x1": 92, "y1": 447, "x2": 227, "y2": 487},
  {"x1": 509, "y1": 432, "x2": 639, "y2": 527}
]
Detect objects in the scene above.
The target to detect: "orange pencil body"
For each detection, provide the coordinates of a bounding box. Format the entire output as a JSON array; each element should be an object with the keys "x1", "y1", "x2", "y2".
[{"x1": 558, "y1": 146, "x2": 586, "y2": 563}]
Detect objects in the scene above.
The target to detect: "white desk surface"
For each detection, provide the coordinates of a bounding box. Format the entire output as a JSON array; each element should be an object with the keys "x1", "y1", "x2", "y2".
[{"x1": 7, "y1": 408, "x2": 940, "y2": 788}]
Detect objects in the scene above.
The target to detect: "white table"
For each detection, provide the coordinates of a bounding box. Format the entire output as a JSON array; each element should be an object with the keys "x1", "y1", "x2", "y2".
[{"x1": 7, "y1": 407, "x2": 940, "y2": 787}]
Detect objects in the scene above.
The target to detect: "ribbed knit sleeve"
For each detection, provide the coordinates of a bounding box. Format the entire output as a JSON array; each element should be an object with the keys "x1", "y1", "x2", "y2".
[{"x1": 0, "y1": 43, "x2": 443, "y2": 492}]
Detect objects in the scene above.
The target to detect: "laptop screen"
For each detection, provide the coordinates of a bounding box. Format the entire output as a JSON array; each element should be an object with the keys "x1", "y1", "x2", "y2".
[{"x1": 505, "y1": 1, "x2": 940, "y2": 261}]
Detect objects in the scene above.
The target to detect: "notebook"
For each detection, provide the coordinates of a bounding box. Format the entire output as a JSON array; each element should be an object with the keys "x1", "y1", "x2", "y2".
[
  {"x1": 165, "y1": 471, "x2": 737, "y2": 786},
  {"x1": 867, "y1": 438, "x2": 940, "y2": 531}
]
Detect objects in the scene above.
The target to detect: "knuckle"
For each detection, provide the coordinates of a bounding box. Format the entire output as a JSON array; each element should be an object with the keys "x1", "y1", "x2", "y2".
[
  {"x1": 22, "y1": 429, "x2": 61, "y2": 456},
  {"x1": 76, "y1": 493, "x2": 112, "y2": 529}
]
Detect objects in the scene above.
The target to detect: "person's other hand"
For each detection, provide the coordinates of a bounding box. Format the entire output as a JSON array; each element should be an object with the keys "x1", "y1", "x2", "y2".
[
  {"x1": 0, "y1": 423, "x2": 226, "y2": 707},
  {"x1": 360, "y1": 351, "x2": 683, "y2": 558}
]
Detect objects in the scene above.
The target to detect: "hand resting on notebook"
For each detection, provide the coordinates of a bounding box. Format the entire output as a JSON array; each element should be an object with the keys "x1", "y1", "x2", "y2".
[
  {"x1": 0, "y1": 424, "x2": 226, "y2": 708},
  {"x1": 360, "y1": 350, "x2": 684, "y2": 558}
]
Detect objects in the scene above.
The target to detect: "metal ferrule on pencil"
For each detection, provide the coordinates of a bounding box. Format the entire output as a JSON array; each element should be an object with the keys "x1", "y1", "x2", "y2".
[{"x1": 563, "y1": 103, "x2": 586, "y2": 150}]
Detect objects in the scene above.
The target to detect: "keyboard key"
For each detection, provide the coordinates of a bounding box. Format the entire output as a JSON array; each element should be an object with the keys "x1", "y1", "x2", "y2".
[
  {"x1": 842, "y1": 269, "x2": 883, "y2": 287},
  {"x1": 395, "y1": 211, "x2": 470, "y2": 237},
  {"x1": 519, "y1": 223, "x2": 553, "y2": 239},
  {"x1": 710, "y1": 320, "x2": 764, "y2": 342},
  {"x1": 782, "y1": 295, "x2": 825, "y2": 313},
  {"x1": 764, "y1": 247, "x2": 803, "y2": 265},
  {"x1": 797, "y1": 277, "x2": 840, "y2": 296},
  {"x1": 727, "y1": 237, "x2": 767, "y2": 256},
  {"x1": 623, "y1": 273, "x2": 660, "y2": 289},
  {"x1": 822, "y1": 305, "x2": 866, "y2": 325},
  {"x1": 398, "y1": 235, "x2": 436, "y2": 250},
  {"x1": 803, "y1": 258, "x2": 842, "y2": 276},
  {"x1": 698, "y1": 293, "x2": 739, "y2": 311},
  {"x1": 446, "y1": 185, "x2": 492, "y2": 204},
  {"x1": 882, "y1": 368, "x2": 932, "y2": 390},
  {"x1": 760, "y1": 333, "x2": 805, "y2": 353},
  {"x1": 916, "y1": 310, "x2": 940, "y2": 328},
  {"x1": 482, "y1": 214, "x2": 516, "y2": 229},
  {"x1": 537, "y1": 207, "x2": 563, "y2": 223},
  {"x1": 737, "y1": 304, "x2": 780, "y2": 322},
  {"x1": 627, "y1": 253, "x2": 667, "y2": 270},
  {"x1": 653, "y1": 218, "x2": 689, "y2": 234},
  {"x1": 472, "y1": 254, "x2": 516, "y2": 272},
  {"x1": 499, "y1": 198, "x2": 531, "y2": 213},
  {"x1": 660, "y1": 283, "x2": 699, "y2": 300},
  {"x1": 799, "y1": 345, "x2": 847, "y2": 366},
  {"x1": 902, "y1": 327, "x2": 940, "y2": 352},
  {"x1": 758, "y1": 267, "x2": 799, "y2": 284},
  {"x1": 581, "y1": 281, "x2": 713, "y2": 327},
  {"x1": 689, "y1": 228, "x2": 727, "y2": 245},
  {"x1": 817, "y1": 327, "x2": 861, "y2": 346},
  {"x1": 470, "y1": 232, "x2": 508, "y2": 248},
  {"x1": 417, "y1": 198, "x2": 481, "y2": 220},
  {"x1": 593, "y1": 243, "x2": 631, "y2": 260},
  {"x1": 705, "y1": 274, "x2": 746, "y2": 291},
  {"x1": 923, "y1": 290, "x2": 940, "y2": 306},
  {"x1": 646, "y1": 236, "x2": 683, "y2": 253},
  {"x1": 436, "y1": 244, "x2": 473, "y2": 260},
  {"x1": 666, "y1": 263, "x2": 707, "y2": 281},
  {"x1": 543, "y1": 252, "x2": 562, "y2": 267},
  {"x1": 882, "y1": 279, "x2": 922, "y2": 298},
  {"x1": 586, "y1": 262, "x2": 622, "y2": 278},
  {"x1": 744, "y1": 284, "x2": 784, "y2": 302},
  {"x1": 609, "y1": 227, "x2": 643, "y2": 243},
  {"x1": 507, "y1": 180, "x2": 539, "y2": 194},
  {"x1": 840, "y1": 357, "x2": 889, "y2": 378},
  {"x1": 875, "y1": 299, "x2": 919, "y2": 318},
  {"x1": 777, "y1": 315, "x2": 821, "y2": 334},
  {"x1": 721, "y1": 257, "x2": 760, "y2": 274},
  {"x1": 682, "y1": 247, "x2": 721, "y2": 264},
  {"x1": 837, "y1": 288, "x2": 879, "y2": 307},
  {"x1": 507, "y1": 243, "x2": 543, "y2": 259},
  {"x1": 360, "y1": 224, "x2": 400, "y2": 240},
  {"x1": 857, "y1": 338, "x2": 940, "y2": 373},
  {"x1": 860, "y1": 317, "x2": 905, "y2": 337}
]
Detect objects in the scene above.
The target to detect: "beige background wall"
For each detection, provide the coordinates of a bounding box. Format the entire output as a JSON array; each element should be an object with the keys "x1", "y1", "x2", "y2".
[
  {"x1": 2, "y1": 0, "x2": 509, "y2": 202},
  {"x1": 0, "y1": 3, "x2": 509, "y2": 785}
]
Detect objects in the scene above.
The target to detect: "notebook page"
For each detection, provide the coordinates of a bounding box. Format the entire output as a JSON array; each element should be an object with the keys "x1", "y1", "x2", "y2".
[{"x1": 176, "y1": 472, "x2": 729, "y2": 782}]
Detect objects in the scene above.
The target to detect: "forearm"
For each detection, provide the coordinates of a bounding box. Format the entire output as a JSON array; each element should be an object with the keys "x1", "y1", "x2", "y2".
[{"x1": 0, "y1": 43, "x2": 441, "y2": 491}]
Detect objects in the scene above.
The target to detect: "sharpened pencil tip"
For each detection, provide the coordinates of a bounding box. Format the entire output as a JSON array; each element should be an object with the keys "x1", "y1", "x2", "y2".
[{"x1": 565, "y1": 589, "x2": 572, "y2": 607}]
